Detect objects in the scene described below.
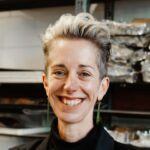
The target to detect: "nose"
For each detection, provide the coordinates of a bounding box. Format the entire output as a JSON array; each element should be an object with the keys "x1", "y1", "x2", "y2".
[{"x1": 64, "y1": 73, "x2": 79, "y2": 93}]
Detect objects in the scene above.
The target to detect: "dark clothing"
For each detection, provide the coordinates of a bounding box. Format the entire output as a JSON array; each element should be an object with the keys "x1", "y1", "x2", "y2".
[{"x1": 9, "y1": 120, "x2": 150, "y2": 150}]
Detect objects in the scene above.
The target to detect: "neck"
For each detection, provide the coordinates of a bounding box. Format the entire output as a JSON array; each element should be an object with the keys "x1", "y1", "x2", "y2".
[{"x1": 57, "y1": 116, "x2": 93, "y2": 143}]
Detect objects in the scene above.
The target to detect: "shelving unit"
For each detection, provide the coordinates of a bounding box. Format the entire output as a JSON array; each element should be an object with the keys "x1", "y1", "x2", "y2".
[
  {"x1": 0, "y1": 0, "x2": 114, "y2": 20},
  {"x1": 0, "y1": 71, "x2": 43, "y2": 84}
]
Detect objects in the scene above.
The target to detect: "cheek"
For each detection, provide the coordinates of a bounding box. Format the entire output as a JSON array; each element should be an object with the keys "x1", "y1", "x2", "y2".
[
  {"x1": 46, "y1": 82, "x2": 58, "y2": 107},
  {"x1": 83, "y1": 82, "x2": 100, "y2": 100},
  {"x1": 47, "y1": 79, "x2": 64, "y2": 96}
]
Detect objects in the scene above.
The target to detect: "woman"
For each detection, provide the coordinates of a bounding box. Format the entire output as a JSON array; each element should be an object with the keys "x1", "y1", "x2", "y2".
[{"x1": 10, "y1": 13, "x2": 149, "y2": 150}]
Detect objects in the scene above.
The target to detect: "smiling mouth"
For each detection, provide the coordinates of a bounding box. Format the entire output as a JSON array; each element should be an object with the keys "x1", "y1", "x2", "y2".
[{"x1": 58, "y1": 97, "x2": 83, "y2": 106}]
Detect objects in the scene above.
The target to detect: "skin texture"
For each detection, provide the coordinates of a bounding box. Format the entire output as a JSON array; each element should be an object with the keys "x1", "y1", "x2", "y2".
[{"x1": 43, "y1": 38, "x2": 109, "y2": 142}]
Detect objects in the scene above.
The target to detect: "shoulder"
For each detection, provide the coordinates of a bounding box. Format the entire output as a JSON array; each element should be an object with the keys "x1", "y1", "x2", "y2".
[
  {"x1": 114, "y1": 141, "x2": 150, "y2": 150},
  {"x1": 9, "y1": 136, "x2": 50, "y2": 150},
  {"x1": 96, "y1": 123, "x2": 149, "y2": 150},
  {"x1": 114, "y1": 141, "x2": 135, "y2": 150}
]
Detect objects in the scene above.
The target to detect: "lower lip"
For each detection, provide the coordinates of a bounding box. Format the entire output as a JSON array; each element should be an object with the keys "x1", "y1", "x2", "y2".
[{"x1": 59, "y1": 98, "x2": 84, "y2": 108}]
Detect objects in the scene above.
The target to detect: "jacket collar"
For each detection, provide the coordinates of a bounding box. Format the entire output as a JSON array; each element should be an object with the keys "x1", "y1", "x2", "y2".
[
  {"x1": 36, "y1": 136, "x2": 50, "y2": 150},
  {"x1": 36, "y1": 123, "x2": 114, "y2": 150},
  {"x1": 95, "y1": 124, "x2": 114, "y2": 150}
]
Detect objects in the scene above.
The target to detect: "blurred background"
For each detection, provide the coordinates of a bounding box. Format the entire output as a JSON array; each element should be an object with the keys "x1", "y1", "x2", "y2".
[{"x1": 0, "y1": 0, "x2": 150, "y2": 149}]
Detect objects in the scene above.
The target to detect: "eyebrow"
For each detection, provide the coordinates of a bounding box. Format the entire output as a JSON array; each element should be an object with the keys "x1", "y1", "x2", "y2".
[
  {"x1": 79, "y1": 64, "x2": 95, "y2": 71},
  {"x1": 50, "y1": 64, "x2": 95, "y2": 70},
  {"x1": 50, "y1": 64, "x2": 65, "y2": 68}
]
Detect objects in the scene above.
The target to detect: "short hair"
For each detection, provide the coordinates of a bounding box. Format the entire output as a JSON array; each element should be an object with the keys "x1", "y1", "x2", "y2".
[{"x1": 42, "y1": 13, "x2": 111, "y2": 79}]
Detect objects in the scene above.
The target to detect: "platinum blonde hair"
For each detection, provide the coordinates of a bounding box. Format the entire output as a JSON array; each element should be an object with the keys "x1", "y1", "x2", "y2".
[{"x1": 42, "y1": 13, "x2": 111, "y2": 79}]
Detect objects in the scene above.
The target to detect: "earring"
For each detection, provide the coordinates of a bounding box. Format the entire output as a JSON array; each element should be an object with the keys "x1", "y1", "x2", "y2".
[
  {"x1": 96, "y1": 101, "x2": 101, "y2": 124},
  {"x1": 47, "y1": 100, "x2": 50, "y2": 125}
]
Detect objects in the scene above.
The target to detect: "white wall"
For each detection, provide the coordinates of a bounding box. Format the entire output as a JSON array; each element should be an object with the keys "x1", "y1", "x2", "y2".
[
  {"x1": 0, "y1": 6, "x2": 75, "y2": 70},
  {"x1": 0, "y1": 0, "x2": 149, "y2": 70},
  {"x1": 114, "y1": 0, "x2": 150, "y2": 22}
]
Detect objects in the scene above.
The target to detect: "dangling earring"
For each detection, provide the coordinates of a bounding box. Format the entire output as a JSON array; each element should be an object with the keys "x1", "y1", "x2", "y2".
[
  {"x1": 96, "y1": 101, "x2": 101, "y2": 124},
  {"x1": 47, "y1": 100, "x2": 50, "y2": 125}
]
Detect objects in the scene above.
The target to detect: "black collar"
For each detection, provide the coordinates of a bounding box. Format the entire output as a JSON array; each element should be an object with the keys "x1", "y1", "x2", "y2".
[{"x1": 37, "y1": 120, "x2": 114, "y2": 150}]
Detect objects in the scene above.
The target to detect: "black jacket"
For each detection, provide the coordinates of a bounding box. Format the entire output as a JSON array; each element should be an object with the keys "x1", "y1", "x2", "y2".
[{"x1": 9, "y1": 121, "x2": 150, "y2": 150}]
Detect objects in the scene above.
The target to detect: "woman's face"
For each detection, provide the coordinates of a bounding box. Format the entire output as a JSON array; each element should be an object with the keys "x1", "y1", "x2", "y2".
[{"x1": 43, "y1": 38, "x2": 109, "y2": 124}]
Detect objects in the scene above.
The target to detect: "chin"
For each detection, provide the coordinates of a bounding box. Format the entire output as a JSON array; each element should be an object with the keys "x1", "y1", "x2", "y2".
[{"x1": 57, "y1": 113, "x2": 84, "y2": 124}]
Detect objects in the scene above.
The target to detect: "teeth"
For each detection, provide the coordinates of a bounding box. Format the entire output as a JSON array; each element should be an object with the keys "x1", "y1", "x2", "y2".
[{"x1": 62, "y1": 99, "x2": 81, "y2": 106}]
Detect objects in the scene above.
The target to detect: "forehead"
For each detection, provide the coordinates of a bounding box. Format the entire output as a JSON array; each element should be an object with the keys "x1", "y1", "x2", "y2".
[
  {"x1": 48, "y1": 38, "x2": 98, "y2": 66},
  {"x1": 51, "y1": 38, "x2": 98, "y2": 51}
]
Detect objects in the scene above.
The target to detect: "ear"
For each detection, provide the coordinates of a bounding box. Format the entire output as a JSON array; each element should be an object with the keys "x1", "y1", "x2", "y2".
[
  {"x1": 42, "y1": 73, "x2": 49, "y2": 97},
  {"x1": 97, "y1": 77, "x2": 110, "y2": 101}
]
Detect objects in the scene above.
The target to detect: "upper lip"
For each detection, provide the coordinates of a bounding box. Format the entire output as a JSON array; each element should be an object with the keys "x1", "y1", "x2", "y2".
[{"x1": 58, "y1": 96, "x2": 85, "y2": 100}]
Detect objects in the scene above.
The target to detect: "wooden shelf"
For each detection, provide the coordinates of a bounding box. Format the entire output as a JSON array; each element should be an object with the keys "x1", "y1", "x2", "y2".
[
  {"x1": 99, "y1": 109, "x2": 150, "y2": 116},
  {"x1": 0, "y1": 0, "x2": 102, "y2": 11},
  {"x1": 0, "y1": 71, "x2": 43, "y2": 83}
]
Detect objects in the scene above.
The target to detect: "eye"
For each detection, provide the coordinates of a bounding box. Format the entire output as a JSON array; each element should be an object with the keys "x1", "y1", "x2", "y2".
[
  {"x1": 79, "y1": 71, "x2": 91, "y2": 78},
  {"x1": 52, "y1": 70, "x2": 66, "y2": 78}
]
